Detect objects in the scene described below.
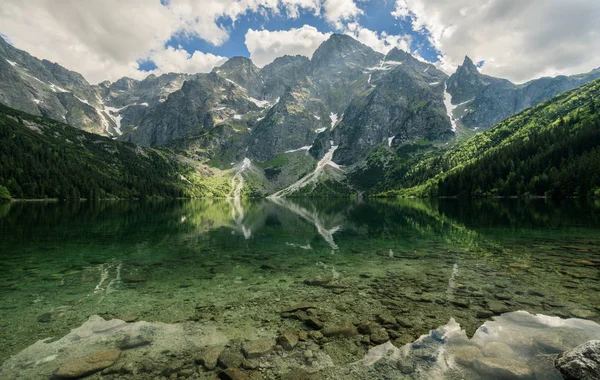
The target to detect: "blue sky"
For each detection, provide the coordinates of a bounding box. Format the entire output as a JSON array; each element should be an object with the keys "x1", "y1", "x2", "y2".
[{"x1": 140, "y1": 0, "x2": 439, "y2": 72}]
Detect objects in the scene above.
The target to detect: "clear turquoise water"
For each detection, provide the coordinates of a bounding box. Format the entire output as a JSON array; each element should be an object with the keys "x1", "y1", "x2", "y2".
[{"x1": 0, "y1": 198, "x2": 599, "y2": 375}]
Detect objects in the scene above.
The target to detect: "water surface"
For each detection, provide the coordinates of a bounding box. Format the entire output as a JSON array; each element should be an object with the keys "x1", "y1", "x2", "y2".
[{"x1": 0, "y1": 198, "x2": 599, "y2": 378}]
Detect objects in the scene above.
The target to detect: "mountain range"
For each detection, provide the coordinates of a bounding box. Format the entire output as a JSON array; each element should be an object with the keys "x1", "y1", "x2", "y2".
[{"x1": 1, "y1": 34, "x2": 599, "y2": 199}]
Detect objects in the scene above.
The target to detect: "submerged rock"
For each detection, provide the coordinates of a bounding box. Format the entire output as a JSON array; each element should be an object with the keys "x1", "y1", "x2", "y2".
[
  {"x1": 54, "y1": 349, "x2": 121, "y2": 378},
  {"x1": 452, "y1": 346, "x2": 482, "y2": 367},
  {"x1": 197, "y1": 346, "x2": 224, "y2": 370},
  {"x1": 219, "y1": 367, "x2": 251, "y2": 380},
  {"x1": 473, "y1": 357, "x2": 533, "y2": 379},
  {"x1": 118, "y1": 334, "x2": 152, "y2": 350},
  {"x1": 218, "y1": 348, "x2": 244, "y2": 369},
  {"x1": 555, "y1": 340, "x2": 600, "y2": 380},
  {"x1": 242, "y1": 338, "x2": 275, "y2": 358},
  {"x1": 277, "y1": 331, "x2": 299, "y2": 350},
  {"x1": 322, "y1": 323, "x2": 358, "y2": 337},
  {"x1": 482, "y1": 341, "x2": 517, "y2": 359}
]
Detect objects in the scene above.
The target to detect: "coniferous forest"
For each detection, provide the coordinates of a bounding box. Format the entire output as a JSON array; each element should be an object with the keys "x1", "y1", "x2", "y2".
[{"x1": 0, "y1": 104, "x2": 229, "y2": 200}]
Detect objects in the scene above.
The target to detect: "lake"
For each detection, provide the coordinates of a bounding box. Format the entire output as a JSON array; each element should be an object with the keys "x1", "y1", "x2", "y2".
[{"x1": 1, "y1": 198, "x2": 599, "y2": 379}]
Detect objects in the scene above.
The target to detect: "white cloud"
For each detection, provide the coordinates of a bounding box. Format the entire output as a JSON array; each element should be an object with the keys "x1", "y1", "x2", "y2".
[
  {"x1": 345, "y1": 23, "x2": 412, "y2": 54},
  {"x1": 393, "y1": 0, "x2": 600, "y2": 83},
  {"x1": 245, "y1": 25, "x2": 331, "y2": 67},
  {"x1": 323, "y1": 0, "x2": 363, "y2": 28},
  {"x1": 148, "y1": 46, "x2": 228, "y2": 75},
  {"x1": 0, "y1": 0, "x2": 345, "y2": 84}
]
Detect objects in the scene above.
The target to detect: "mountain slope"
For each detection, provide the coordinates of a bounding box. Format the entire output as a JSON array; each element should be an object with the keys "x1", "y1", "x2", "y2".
[
  {"x1": 447, "y1": 56, "x2": 600, "y2": 131},
  {"x1": 0, "y1": 103, "x2": 230, "y2": 200},
  {"x1": 382, "y1": 79, "x2": 600, "y2": 198}
]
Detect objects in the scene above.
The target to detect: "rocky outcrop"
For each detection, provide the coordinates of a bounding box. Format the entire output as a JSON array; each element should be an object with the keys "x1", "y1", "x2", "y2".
[{"x1": 555, "y1": 340, "x2": 600, "y2": 380}]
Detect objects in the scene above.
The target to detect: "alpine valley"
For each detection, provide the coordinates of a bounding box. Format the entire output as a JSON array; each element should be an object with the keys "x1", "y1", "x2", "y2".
[{"x1": 1, "y1": 34, "x2": 600, "y2": 200}]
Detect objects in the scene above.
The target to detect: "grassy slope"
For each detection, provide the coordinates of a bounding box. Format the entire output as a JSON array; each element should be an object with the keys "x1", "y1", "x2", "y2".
[{"x1": 0, "y1": 103, "x2": 230, "y2": 199}]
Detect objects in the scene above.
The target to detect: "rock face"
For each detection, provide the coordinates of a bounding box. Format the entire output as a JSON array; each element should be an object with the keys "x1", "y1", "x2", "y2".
[
  {"x1": 447, "y1": 56, "x2": 600, "y2": 131},
  {"x1": 555, "y1": 340, "x2": 600, "y2": 380},
  {"x1": 53, "y1": 349, "x2": 121, "y2": 378}
]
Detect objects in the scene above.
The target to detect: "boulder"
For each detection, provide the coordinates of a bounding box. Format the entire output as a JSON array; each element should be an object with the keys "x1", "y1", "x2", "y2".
[
  {"x1": 555, "y1": 340, "x2": 600, "y2": 380},
  {"x1": 54, "y1": 349, "x2": 121, "y2": 378}
]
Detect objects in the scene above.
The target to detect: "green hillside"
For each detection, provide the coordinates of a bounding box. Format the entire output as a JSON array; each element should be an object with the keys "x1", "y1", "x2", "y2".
[
  {"x1": 380, "y1": 79, "x2": 600, "y2": 199},
  {"x1": 0, "y1": 103, "x2": 230, "y2": 200}
]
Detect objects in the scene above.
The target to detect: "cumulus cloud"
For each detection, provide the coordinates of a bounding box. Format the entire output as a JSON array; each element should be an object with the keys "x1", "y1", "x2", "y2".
[
  {"x1": 148, "y1": 46, "x2": 228, "y2": 75},
  {"x1": 0, "y1": 0, "x2": 361, "y2": 83},
  {"x1": 393, "y1": 0, "x2": 600, "y2": 83},
  {"x1": 345, "y1": 23, "x2": 412, "y2": 54},
  {"x1": 245, "y1": 25, "x2": 331, "y2": 67},
  {"x1": 323, "y1": 0, "x2": 363, "y2": 28}
]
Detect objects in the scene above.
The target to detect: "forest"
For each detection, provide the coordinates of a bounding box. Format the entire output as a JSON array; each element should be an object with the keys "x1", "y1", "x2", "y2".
[{"x1": 0, "y1": 104, "x2": 229, "y2": 200}]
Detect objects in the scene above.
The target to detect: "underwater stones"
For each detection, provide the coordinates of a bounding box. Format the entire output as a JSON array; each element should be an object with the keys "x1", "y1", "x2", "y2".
[
  {"x1": 282, "y1": 302, "x2": 317, "y2": 313},
  {"x1": 54, "y1": 349, "x2": 121, "y2": 378},
  {"x1": 281, "y1": 368, "x2": 322, "y2": 380},
  {"x1": 119, "y1": 314, "x2": 138, "y2": 323},
  {"x1": 487, "y1": 300, "x2": 510, "y2": 315},
  {"x1": 122, "y1": 273, "x2": 147, "y2": 283},
  {"x1": 37, "y1": 312, "x2": 53, "y2": 323},
  {"x1": 555, "y1": 340, "x2": 600, "y2": 380},
  {"x1": 482, "y1": 342, "x2": 517, "y2": 359},
  {"x1": 494, "y1": 293, "x2": 513, "y2": 301},
  {"x1": 534, "y1": 335, "x2": 572, "y2": 354},
  {"x1": 242, "y1": 339, "x2": 276, "y2": 359},
  {"x1": 452, "y1": 346, "x2": 483, "y2": 367},
  {"x1": 473, "y1": 357, "x2": 533, "y2": 379},
  {"x1": 451, "y1": 299, "x2": 471, "y2": 308},
  {"x1": 118, "y1": 334, "x2": 152, "y2": 350},
  {"x1": 476, "y1": 309, "x2": 495, "y2": 319},
  {"x1": 308, "y1": 330, "x2": 324, "y2": 340},
  {"x1": 305, "y1": 317, "x2": 324, "y2": 330},
  {"x1": 277, "y1": 331, "x2": 299, "y2": 350},
  {"x1": 197, "y1": 346, "x2": 224, "y2": 370},
  {"x1": 304, "y1": 277, "x2": 332, "y2": 287},
  {"x1": 380, "y1": 298, "x2": 404, "y2": 309},
  {"x1": 219, "y1": 367, "x2": 251, "y2": 380},
  {"x1": 357, "y1": 322, "x2": 379, "y2": 335},
  {"x1": 571, "y1": 309, "x2": 596, "y2": 319},
  {"x1": 218, "y1": 348, "x2": 244, "y2": 369},
  {"x1": 322, "y1": 323, "x2": 358, "y2": 337},
  {"x1": 369, "y1": 328, "x2": 390, "y2": 345},
  {"x1": 377, "y1": 313, "x2": 397, "y2": 326}
]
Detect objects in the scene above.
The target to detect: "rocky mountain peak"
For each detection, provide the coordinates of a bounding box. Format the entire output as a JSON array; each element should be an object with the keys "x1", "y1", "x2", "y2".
[
  {"x1": 311, "y1": 33, "x2": 382, "y2": 68},
  {"x1": 385, "y1": 47, "x2": 412, "y2": 62},
  {"x1": 457, "y1": 56, "x2": 479, "y2": 76}
]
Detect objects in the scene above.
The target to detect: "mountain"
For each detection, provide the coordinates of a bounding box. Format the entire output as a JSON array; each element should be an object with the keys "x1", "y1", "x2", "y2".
[
  {"x1": 0, "y1": 103, "x2": 230, "y2": 200},
  {"x1": 0, "y1": 37, "x2": 195, "y2": 137},
  {"x1": 381, "y1": 78, "x2": 600, "y2": 198},
  {"x1": 1, "y1": 34, "x2": 600, "y2": 199},
  {"x1": 447, "y1": 56, "x2": 600, "y2": 131}
]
